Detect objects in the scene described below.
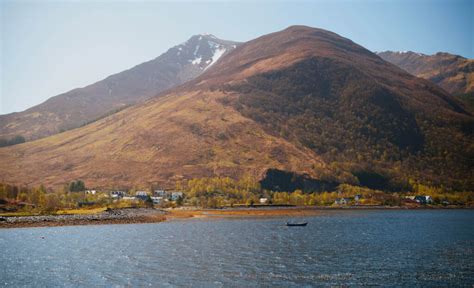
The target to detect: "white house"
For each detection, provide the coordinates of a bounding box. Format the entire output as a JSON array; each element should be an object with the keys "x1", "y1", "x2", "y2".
[
  {"x1": 85, "y1": 190, "x2": 97, "y2": 195},
  {"x1": 415, "y1": 195, "x2": 433, "y2": 204},
  {"x1": 154, "y1": 190, "x2": 168, "y2": 197},
  {"x1": 151, "y1": 196, "x2": 163, "y2": 204},
  {"x1": 334, "y1": 198, "x2": 352, "y2": 205},
  {"x1": 111, "y1": 191, "x2": 126, "y2": 199},
  {"x1": 171, "y1": 192, "x2": 184, "y2": 201},
  {"x1": 136, "y1": 191, "x2": 148, "y2": 197},
  {"x1": 259, "y1": 198, "x2": 268, "y2": 204}
]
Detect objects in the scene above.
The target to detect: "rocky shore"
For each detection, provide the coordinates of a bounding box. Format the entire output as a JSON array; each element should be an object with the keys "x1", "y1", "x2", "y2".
[{"x1": 0, "y1": 208, "x2": 166, "y2": 228}]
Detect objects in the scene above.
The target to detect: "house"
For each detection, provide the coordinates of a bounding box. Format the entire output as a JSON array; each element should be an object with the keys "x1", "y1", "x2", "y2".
[
  {"x1": 334, "y1": 198, "x2": 353, "y2": 205},
  {"x1": 354, "y1": 194, "x2": 362, "y2": 202},
  {"x1": 334, "y1": 198, "x2": 346, "y2": 205},
  {"x1": 151, "y1": 197, "x2": 163, "y2": 205},
  {"x1": 171, "y1": 192, "x2": 184, "y2": 201},
  {"x1": 259, "y1": 198, "x2": 268, "y2": 204},
  {"x1": 154, "y1": 190, "x2": 168, "y2": 197},
  {"x1": 135, "y1": 191, "x2": 149, "y2": 200},
  {"x1": 85, "y1": 190, "x2": 97, "y2": 195},
  {"x1": 111, "y1": 191, "x2": 126, "y2": 199},
  {"x1": 415, "y1": 195, "x2": 433, "y2": 204}
]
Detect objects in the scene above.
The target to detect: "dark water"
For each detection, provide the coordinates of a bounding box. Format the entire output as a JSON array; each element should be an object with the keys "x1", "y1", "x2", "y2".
[{"x1": 1, "y1": 210, "x2": 473, "y2": 287}]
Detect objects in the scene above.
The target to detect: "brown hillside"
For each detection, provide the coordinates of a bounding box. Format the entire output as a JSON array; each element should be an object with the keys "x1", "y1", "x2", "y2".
[{"x1": 0, "y1": 89, "x2": 325, "y2": 188}]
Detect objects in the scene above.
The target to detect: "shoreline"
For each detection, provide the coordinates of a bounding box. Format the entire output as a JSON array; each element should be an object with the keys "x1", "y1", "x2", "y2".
[
  {"x1": 0, "y1": 208, "x2": 166, "y2": 229},
  {"x1": 0, "y1": 205, "x2": 471, "y2": 229}
]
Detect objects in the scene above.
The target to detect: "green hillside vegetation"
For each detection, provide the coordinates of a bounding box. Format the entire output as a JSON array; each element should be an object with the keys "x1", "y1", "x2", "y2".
[
  {"x1": 0, "y1": 135, "x2": 25, "y2": 147},
  {"x1": 457, "y1": 93, "x2": 474, "y2": 111},
  {"x1": 225, "y1": 57, "x2": 474, "y2": 191}
]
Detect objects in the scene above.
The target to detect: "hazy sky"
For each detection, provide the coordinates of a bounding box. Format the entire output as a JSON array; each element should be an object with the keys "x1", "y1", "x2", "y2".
[{"x1": 1, "y1": 0, "x2": 472, "y2": 114}]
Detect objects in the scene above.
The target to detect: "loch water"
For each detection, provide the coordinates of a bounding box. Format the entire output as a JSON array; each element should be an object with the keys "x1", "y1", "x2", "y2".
[{"x1": 1, "y1": 210, "x2": 473, "y2": 287}]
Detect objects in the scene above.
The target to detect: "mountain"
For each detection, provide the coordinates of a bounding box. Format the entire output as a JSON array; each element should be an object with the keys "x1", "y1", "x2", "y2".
[
  {"x1": 377, "y1": 51, "x2": 474, "y2": 98},
  {"x1": 0, "y1": 34, "x2": 239, "y2": 142},
  {"x1": 0, "y1": 26, "x2": 472, "y2": 191}
]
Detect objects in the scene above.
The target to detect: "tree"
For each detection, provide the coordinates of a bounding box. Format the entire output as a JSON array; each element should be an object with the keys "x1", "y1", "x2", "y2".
[
  {"x1": 69, "y1": 180, "x2": 85, "y2": 192},
  {"x1": 69, "y1": 182, "x2": 76, "y2": 192},
  {"x1": 176, "y1": 196, "x2": 183, "y2": 206},
  {"x1": 145, "y1": 195, "x2": 154, "y2": 208},
  {"x1": 0, "y1": 135, "x2": 25, "y2": 147}
]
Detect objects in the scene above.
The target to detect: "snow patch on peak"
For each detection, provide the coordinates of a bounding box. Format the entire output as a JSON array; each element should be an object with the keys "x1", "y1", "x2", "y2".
[
  {"x1": 392, "y1": 51, "x2": 426, "y2": 57},
  {"x1": 200, "y1": 33, "x2": 216, "y2": 38},
  {"x1": 191, "y1": 57, "x2": 202, "y2": 65},
  {"x1": 193, "y1": 44, "x2": 200, "y2": 56},
  {"x1": 204, "y1": 47, "x2": 226, "y2": 71}
]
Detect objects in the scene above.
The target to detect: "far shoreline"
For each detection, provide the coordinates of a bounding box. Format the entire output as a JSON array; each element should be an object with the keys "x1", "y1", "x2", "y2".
[{"x1": 0, "y1": 205, "x2": 472, "y2": 229}]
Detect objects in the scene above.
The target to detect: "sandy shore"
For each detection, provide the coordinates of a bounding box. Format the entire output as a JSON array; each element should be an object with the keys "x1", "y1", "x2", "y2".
[
  {"x1": 165, "y1": 206, "x2": 325, "y2": 220},
  {"x1": 163, "y1": 205, "x2": 450, "y2": 219}
]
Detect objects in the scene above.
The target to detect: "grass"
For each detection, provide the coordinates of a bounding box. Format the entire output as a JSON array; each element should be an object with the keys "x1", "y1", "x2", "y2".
[
  {"x1": 55, "y1": 207, "x2": 107, "y2": 215},
  {"x1": 0, "y1": 211, "x2": 40, "y2": 217}
]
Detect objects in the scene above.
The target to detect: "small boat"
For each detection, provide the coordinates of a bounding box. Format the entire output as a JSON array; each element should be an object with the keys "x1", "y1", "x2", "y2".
[{"x1": 286, "y1": 222, "x2": 308, "y2": 227}]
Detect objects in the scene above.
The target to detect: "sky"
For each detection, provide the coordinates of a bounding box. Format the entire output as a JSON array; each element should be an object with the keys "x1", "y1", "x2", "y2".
[{"x1": 1, "y1": 0, "x2": 473, "y2": 114}]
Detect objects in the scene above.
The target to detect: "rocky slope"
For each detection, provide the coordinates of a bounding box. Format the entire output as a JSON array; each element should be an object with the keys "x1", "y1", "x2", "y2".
[{"x1": 377, "y1": 51, "x2": 474, "y2": 97}]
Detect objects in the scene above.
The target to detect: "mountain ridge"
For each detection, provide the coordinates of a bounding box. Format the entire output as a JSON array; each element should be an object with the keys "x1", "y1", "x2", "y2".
[
  {"x1": 377, "y1": 50, "x2": 474, "y2": 98},
  {"x1": 0, "y1": 34, "x2": 239, "y2": 142}
]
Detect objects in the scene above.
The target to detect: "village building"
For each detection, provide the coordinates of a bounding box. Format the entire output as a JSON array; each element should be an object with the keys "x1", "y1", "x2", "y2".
[
  {"x1": 334, "y1": 197, "x2": 353, "y2": 205},
  {"x1": 110, "y1": 191, "x2": 126, "y2": 199},
  {"x1": 171, "y1": 192, "x2": 184, "y2": 201},
  {"x1": 135, "y1": 191, "x2": 149, "y2": 200},
  {"x1": 151, "y1": 197, "x2": 164, "y2": 205},
  {"x1": 154, "y1": 190, "x2": 168, "y2": 197},
  {"x1": 415, "y1": 195, "x2": 433, "y2": 204},
  {"x1": 259, "y1": 198, "x2": 268, "y2": 204}
]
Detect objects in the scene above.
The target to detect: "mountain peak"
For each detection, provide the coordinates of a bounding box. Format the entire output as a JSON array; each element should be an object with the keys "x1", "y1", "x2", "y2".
[
  {"x1": 197, "y1": 33, "x2": 217, "y2": 38},
  {"x1": 171, "y1": 34, "x2": 239, "y2": 72}
]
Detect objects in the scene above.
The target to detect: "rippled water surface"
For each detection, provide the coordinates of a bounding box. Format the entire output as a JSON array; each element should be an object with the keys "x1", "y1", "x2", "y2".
[{"x1": 1, "y1": 210, "x2": 473, "y2": 287}]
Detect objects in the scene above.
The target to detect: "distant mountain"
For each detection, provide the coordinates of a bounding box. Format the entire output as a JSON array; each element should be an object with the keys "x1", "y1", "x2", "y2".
[
  {"x1": 0, "y1": 34, "x2": 239, "y2": 141},
  {"x1": 0, "y1": 26, "x2": 472, "y2": 191},
  {"x1": 377, "y1": 51, "x2": 474, "y2": 98}
]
